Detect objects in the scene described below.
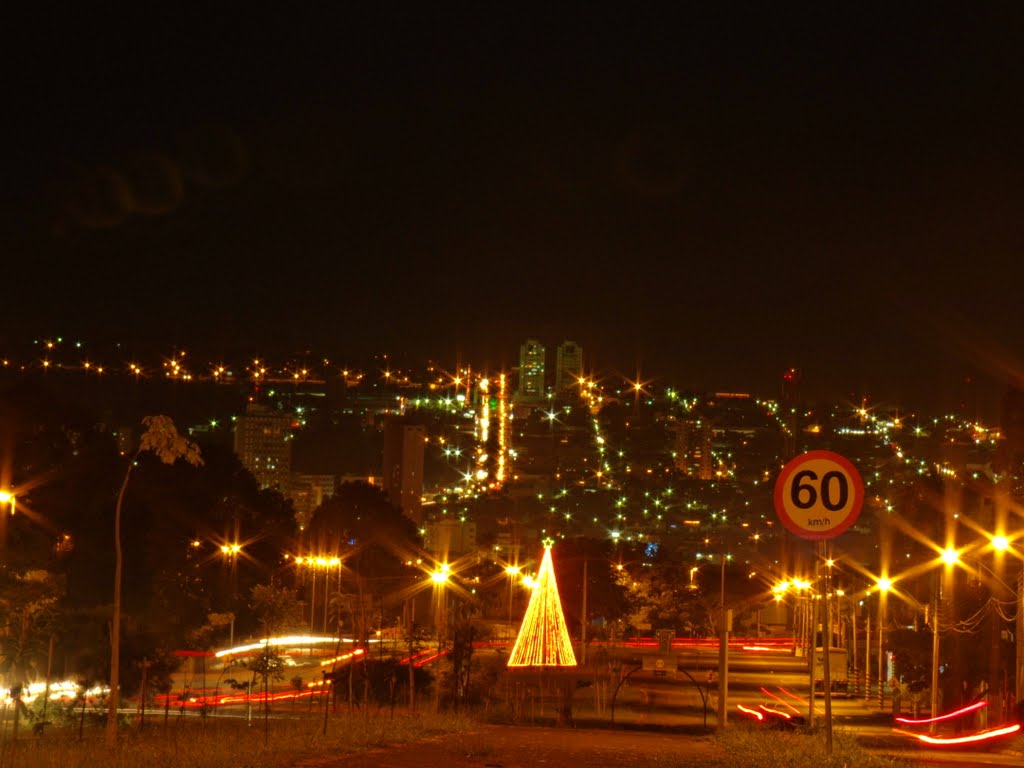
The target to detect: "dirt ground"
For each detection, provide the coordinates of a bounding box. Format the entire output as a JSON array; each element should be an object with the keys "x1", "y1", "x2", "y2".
[{"x1": 305, "y1": 724, "x2": 728, "y2": 768}]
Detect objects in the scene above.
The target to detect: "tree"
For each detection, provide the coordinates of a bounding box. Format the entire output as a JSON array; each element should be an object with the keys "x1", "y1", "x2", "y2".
[
  {"x1": 305, "y1": 481, "x2": 418, "y2": 560},
  {"x1": 549, "y1": 537, "x2": 629, "y2": 635},
  {"x1": 304, "y1": 482, "x2": 420, "y2": 607},
  {"x1": 106, "y1": 415, "x2": 202, "y2": 745},
  {"x1": 249, "y1": 582, "x2": 304, "y2": 637},
  {"x1": 245, "y1": 641, "x2": 286, "y2": 717},
  {"x1": 614, "y1": 553, "x2": 714, "y2": 637},
  {"x1": 0, "y1": 569, "x2": 61, "y2": 688}
]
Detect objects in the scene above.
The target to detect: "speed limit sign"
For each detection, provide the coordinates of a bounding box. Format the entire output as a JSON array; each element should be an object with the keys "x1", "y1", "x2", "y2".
[{"x1": 773, "y1": 450, "x2": 864, "y2": 540}]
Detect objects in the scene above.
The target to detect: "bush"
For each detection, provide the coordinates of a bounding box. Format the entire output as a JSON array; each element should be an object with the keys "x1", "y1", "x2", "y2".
[
  {"x1": 2, "y1": 710, "x2": 478, "y2": 768},
  {"x1": 714, "y1": 726, "x2": 906, "y2": 768}
]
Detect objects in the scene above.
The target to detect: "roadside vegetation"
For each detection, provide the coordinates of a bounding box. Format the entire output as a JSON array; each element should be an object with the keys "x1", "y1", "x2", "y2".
[
  {"x1": 712, "y1": 725, "x2": 914, "y2": 768},
  {"x1": 0, "y1": 711, "x2": 479, "y2": 768}
]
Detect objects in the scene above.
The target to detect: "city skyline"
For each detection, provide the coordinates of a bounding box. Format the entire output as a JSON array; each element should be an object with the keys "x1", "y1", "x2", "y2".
[
  {"x1": 3, "y1": 7, "x2": 1024, "y2": 417},
  {"x1": 0, "y1": 330, "x2": 1010, "y2": 422}
]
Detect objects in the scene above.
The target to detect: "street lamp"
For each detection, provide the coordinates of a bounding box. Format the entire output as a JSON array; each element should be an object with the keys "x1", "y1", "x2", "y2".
[
  {"x1": 294, "y1": 555, "x2": 343, "y2": 633},
  {"x1": 432, "y1": 563, "x2": 451, "y2": 637},
  {"x1": 504, "y1": 564, "x2": 521, "y2": 642},
  {"x1": 873, "y1": 576, "x2": 892, "y2": 710},
  {"x1": 0, "y1": 490, "x2": 14, "y2": 550},
  {"x1": 965, "y1": 544, "x2": 1020, "y2": 727},
  {"x1": 932, "y1": 548, "x2": 958, "y2": 730},
  {"x1": 220, "y1": 542, "x2": 242, "y2": 628},
  {"x1": 430, "y1": 563, "x2": 452, "y2": 711},
  {"x1": 315, "y1": 557, "x2": 342, "y2": 632}
]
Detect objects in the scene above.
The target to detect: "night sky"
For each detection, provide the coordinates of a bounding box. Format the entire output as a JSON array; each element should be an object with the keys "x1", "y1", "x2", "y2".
[{"x1": 5, "y1": 6, "x2": 1024, "y2": 413}]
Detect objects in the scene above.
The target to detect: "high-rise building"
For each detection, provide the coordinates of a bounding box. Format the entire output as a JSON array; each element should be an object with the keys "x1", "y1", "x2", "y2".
[
  {"x1": 517, "y1": 339, "x2": 546, "y2": 402},
  {"x1": 423, "y1": 518, "x2": 478, "y2": 560},
  {"x1": 674, "y1": 418, "x2": 714, "y2": 480},
  {"x1": 233, "y1": 402, "x2": 293, "y2": 492},
  {"x1": 555, "y1": 341, "x2": 583, "y2": 394},
  {"x1": 382, "y1": 419, "x2": 426, "y2": 524},
  {"x1": 289, "y1": 473, "x2": 337, "y2": 531}
]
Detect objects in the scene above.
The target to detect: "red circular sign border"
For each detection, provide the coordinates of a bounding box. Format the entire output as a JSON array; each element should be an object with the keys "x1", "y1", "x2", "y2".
[{"x1": 773, "y1": 450, "x2": 864, "y2": 540}]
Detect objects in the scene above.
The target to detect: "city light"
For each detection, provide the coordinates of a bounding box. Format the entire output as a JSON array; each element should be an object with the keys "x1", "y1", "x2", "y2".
[
  {"x1": 893, "y1": 724, "x2": 1021, "y2": 746},
  {"x1": 431, "y1": 563, "x2": 451, "y2": 584},
  {"x1": 2, "y1": 332, "x2": 1023, "y2": 741}
]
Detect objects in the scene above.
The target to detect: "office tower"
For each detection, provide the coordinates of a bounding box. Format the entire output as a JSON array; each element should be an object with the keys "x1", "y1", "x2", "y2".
[
  {"x1": 423, "y1": 517, "x2": 478, "y2": 559},
  {"x1": 517, "y1": 339, "x2": 546, "y2": 402},
  {"x1": 382, "y1": 419, "x2": 426, "y2": 524},
  {"x1": 555, "y1": 341, "x2": 583, "y2": 394},
  {"x1": 675, "y1": 418, "x2": 713, "y2": 480},
  {"x1": 233, "y1": 402, "x2": 293, "y2": 492},
  {"x1": 289, "y1": 473, "x2": 337, "y2": 531}
]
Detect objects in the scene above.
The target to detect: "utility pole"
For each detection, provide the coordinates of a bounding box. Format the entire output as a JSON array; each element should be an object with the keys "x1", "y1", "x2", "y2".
[
  {"x1": 878, "y1": 605, "x2": 885, "y2": 710},
  {"x1": 851, "y1": 603, "x2": 858, "y2": 697},
  {"x1": 864, "y1": 611, "x2": 871, "y2": 701},
  {"x1": 1017, "y1": 572, "x2": 1024, "y2": 721},
  {"x1": 807, "y1": 562, "x2": 817, "y2": 729},
  {"x1": 581, "y1": 559, "x2": 588, "y2": 666},
  {"x1": 822, "y1": 543, "x2": 833, "y2": 755},
  {"x1": 717, "y1": 550, "x2": 729, "y2": 726},
  {"x1": 930, "y1": 592, "x2": 940, "y2": 731}
]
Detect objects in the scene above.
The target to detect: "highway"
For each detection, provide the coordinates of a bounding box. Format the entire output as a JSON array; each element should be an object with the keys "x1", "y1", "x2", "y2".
[{"x1": 151, "y1": 638, "x2": 1022, "y2": 766}]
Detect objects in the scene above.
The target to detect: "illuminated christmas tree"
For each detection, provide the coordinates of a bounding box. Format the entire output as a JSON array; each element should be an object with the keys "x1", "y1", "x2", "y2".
[{"x1": 507, "y1": 543, "x2": 577, "y2": 667}]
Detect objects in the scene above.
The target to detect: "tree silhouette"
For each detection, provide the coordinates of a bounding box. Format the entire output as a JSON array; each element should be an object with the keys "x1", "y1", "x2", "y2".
[{"x1": 106, "y1": 415, "x2": 202, "y2": 746}]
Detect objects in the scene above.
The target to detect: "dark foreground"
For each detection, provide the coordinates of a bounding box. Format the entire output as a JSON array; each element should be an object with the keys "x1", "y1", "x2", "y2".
[{"x1": 300, "y1": 724, "x2": 728, "y2": 768}]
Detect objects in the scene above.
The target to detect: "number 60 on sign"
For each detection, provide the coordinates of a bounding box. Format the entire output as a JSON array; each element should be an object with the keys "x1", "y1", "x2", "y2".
[{"x1": 773, "y1": 450, "x2": 864, "y2": 540}]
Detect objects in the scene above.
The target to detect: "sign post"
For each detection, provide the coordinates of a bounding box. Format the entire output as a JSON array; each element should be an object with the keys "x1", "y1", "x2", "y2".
[
  {"x1": 773, "y1": 450, "x2": 864, "y2": 541},
  {"x1": 774, "y1": 450, "x2": 863, "y2": 755}
]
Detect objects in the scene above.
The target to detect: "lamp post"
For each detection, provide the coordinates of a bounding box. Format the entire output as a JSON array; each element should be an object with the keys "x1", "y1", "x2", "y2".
[
  {"x1": 314, "y1": 557, "x2": 342, "y2": 633},
  {"x1": 932, "y1": 548, "x2": 959, "y2": 728},
  {"x1": 432, "y1": 564, "x2": 450, "y2": 639},
  {"x1": 0, "y1": 489, "x2": 14, "y2": 551},
  {"x1": 717, "y1": 547, "x2": 730, "y2": 727},
  {"x1": 875, "y1": 577, "x2": 892, "y2": 711},
  {"x1": 431, "y1": 564, "x2": 450, "y2": 712},
  {"x1": 295, "y1": 555, "x2": 343, "y2": 633},
  {"x1": 968, "y1": 550, "x2": 1019, "y2": 726},
  {"x1": 1017, "y1": 571, "x2": 1024, "y2": 721},
  {"x1": 504, "y1": 564, "x2": 520, "y2": 643},
  {"x1": 219, "y1": 543, "x2": 242, "y2": 648},
  {"x1": 987, "y1": 537, "x2": 1010, "y2": 725}
]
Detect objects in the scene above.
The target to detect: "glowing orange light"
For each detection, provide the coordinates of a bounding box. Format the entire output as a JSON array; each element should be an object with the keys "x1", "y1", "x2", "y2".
[
  {"x1": 895, "y1": 700, "x2": 987, "y2": 725},
  {"x1": 737, "y1": 704, "x2": 763, "y2": 720},
  {"x1": 894, "y1": 724, "x2": 1020, "y2": 745},
  {"x1": 759, "y1": 687, "x2": 802, "y2": 714},
  {"x1": 319, "y1": 648, "x2": 365, "y2": 667}
]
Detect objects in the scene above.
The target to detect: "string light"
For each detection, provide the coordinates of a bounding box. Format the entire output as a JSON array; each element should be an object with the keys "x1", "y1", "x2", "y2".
[{"x1": 507, "y1": 545, "x2": 577, "y2": 668}]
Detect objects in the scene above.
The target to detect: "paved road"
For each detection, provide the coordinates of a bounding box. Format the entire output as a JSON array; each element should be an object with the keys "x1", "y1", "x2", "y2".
[{"x1": 301, "y1": 724, "x2": 729, "y2": 768}]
